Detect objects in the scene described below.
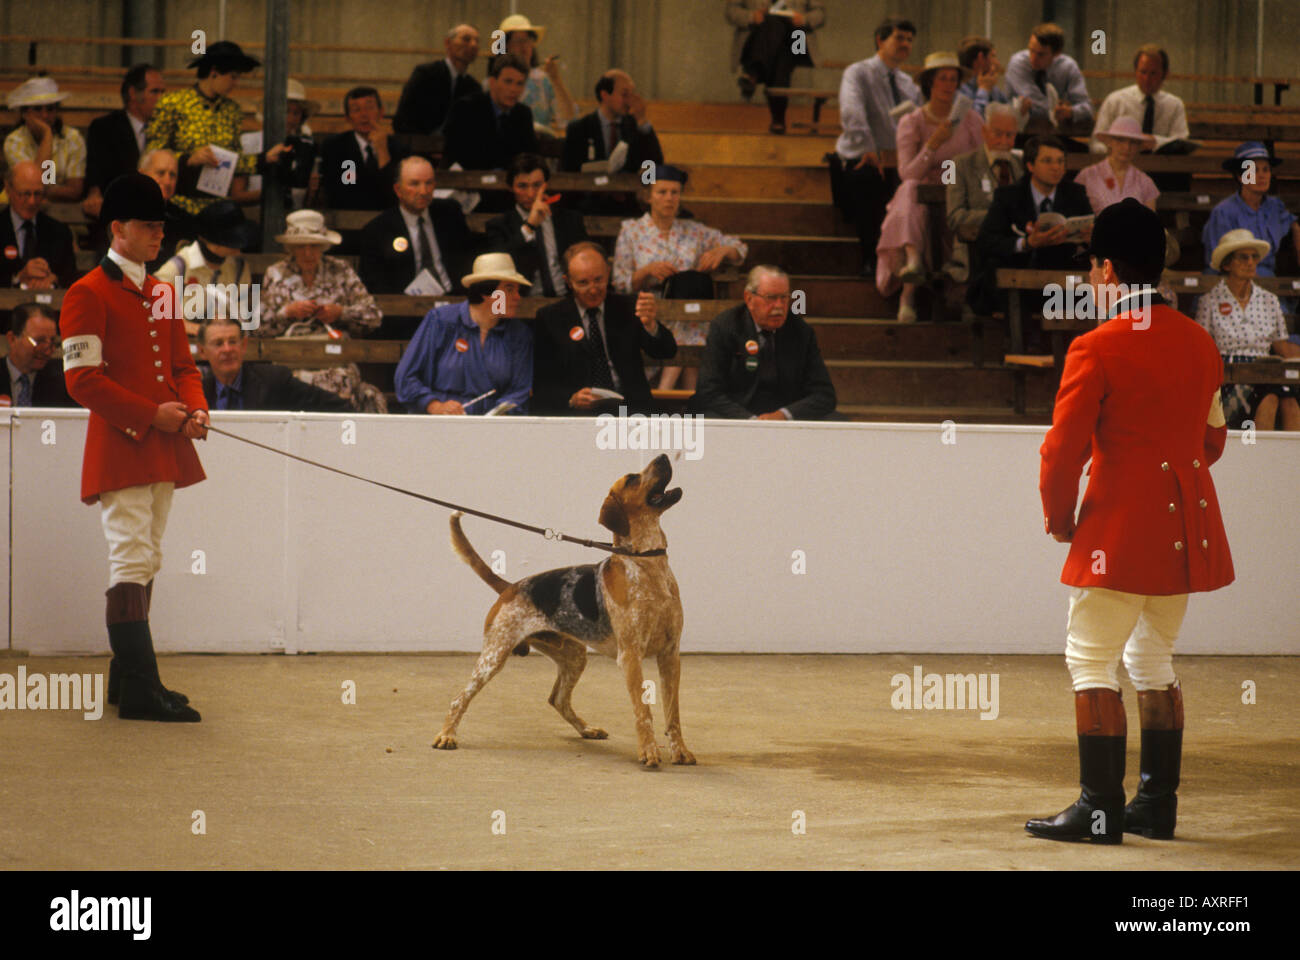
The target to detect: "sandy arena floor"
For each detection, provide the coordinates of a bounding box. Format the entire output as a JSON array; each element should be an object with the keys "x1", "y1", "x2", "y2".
[{"x1": 2, "y1": 653, "x2": 1295, "y2": 870}]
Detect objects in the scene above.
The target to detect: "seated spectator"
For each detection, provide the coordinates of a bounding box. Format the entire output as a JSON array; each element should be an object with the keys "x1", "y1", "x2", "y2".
[
  {"x1": 832, "y1": 16, "x2": 920, "y2": 275},
  {"x1": 1, "y1": 301, "x2": 73, "y2": 407},
  {"x1": 4, "y1": 77, "x2": 85, "y2": 202},
  {"x1": 0, "y1": 161, "x2": 77, "y2": 289},
  {"x1": 876, "y1": 52, "x2": 983, "y2": 322},
  {"x1": 1196, "y1": 229, "x2": 1300, "y2": 431},
  {"x1": 696, "y1": 264, "x2": 836, "y2": 420},
  {"x1": 970, "y1": 135, "x2": 1092, "y2": 344},
  {"x1": 83, "y1": 65, "x2": 165, "y2": 236},
  {"x1": 727, "y1": 1, "x2": 825, "y2": 134},
  {"x1": 500, "y1": 14, "x2": 575, "y2": 134},
  {"x1": 320, "y1": 86, "x2": 408, "y2": 213},
  {"x1": 442, "y1": 53, "x2": 540, "y2": 177},
  {"x1": 532, "y1": 241, "x2": 675, "y2": 416},
  {"x1": 484, "y1": 153, "x2": 588, "y2": 298},
  {"x1": 612, "y1": 164, "x2": 746, "y2": 388},
  {"x1": 154, "y1": 200, "x2": 257, "y2": 337},
  {"x1": 1090, "y1": 44, "x2": 1191, "y2": 155},
  {"x1": 394, "y1": 24, "x2": 482, "y2": 136},
  {"x1": 1074, "y1": 117, "x2": 1158, "y2": 213},
  {"x1": 945, "y1": 102, "x2": 1023, "y2": 283},
  {"x1": 956, "y1": 36, "x2": 1010, "y2": 117},
  {"x1": 360, "y1": 156, "x2": 474, "y2": 318},
  {"x1": 235, "y1": 77, "x2": 319, "y2": 209},
  {"x1": 257, "y1": 210, "x2": 386, "y2": 412},
  {"x1": 146, "y1": 41, "x2": 259, "y2": 216},
  {"x1": 1203, "y1": 142, "x2": 1300, "y2": 278},
  {"x1": 1004, "y1": 23, "x2": 1092, "y2": 145},
  {"x1": 560, "y1": 69, "x2": 663, "y2": 174},
  {"x1": 197, "y1": 317, "x2": 350, "y2": 412},
  {"x1": 395, "y1": 253, "x2": 533, "y2": 415},
  {"x1": 136, "y1": 148, "x2": 194, "y2": 270}
]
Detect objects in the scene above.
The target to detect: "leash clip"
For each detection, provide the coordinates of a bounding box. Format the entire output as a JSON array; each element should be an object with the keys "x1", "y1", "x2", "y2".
[{"x1": 543, "y1": 527, "x2": 560, "y2": 541}]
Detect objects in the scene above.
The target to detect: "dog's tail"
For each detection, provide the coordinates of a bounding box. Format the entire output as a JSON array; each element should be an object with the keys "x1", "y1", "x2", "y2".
[{"x1": 449, "y1": 511, "x2": 512, "y2": 594}]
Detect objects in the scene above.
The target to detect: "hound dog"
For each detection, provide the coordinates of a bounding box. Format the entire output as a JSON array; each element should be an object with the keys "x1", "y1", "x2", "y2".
[{"x1": 433, "y1": 454, "x2": 694, "y2": 768}]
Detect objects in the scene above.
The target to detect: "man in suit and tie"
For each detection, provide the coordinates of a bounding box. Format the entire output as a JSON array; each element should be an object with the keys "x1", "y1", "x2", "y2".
[
  {"x1": 359, "y1": 156, "x2": 474, "y2": 337},
  {"x1": 320, "y1": 87, "x2": 408, "y2": 213},
  {"x1": 394, "y1": 23, "x2": 482, "y2": 136},
  {"x1": 484, "y1": 153, "x2": 589, "y2": 298},
  {"x1": 442, "y1": 54, "x2": 539, "y2": 174},
  {"x1": 82, "y1": 65, "x2": 166, "y2": 228},
  {"x1": 970, "y1": 135, "x2": 1093, "y2": 341},
  {"x1": 532, "y1": 242, "x2": 675, "y2": 416},
  {"x1": 198, "y1": 317, "x2": 350, "y2": 412},
  {"x1": 945, "y1": 103, "x2": 1024, "y2": 282},
  {"x1": 0, "y1": 162, "x2": 78, "y2": 290},
  {"x1": 696, "y1": 264, "x2": 837, "y2": 420},
  {"x1": 560, "y1": 69, "x2": 664, "y2": 175},
  {"x1": 1, "y1": 302, "x2": 73, "y2": 407}
]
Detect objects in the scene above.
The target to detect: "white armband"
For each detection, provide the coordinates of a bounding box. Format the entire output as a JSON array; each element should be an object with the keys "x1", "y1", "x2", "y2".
[{"x1": 62, "y1": 334, "x2": 103, "y2": 370}]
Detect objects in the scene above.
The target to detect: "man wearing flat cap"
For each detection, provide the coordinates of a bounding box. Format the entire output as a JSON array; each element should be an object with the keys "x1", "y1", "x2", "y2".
[
  {"x1": 1028, "y1": 197, "x2": 1234, "y2": 845},
  {"x1": 146, "y1": 40, "x2": 260, "y2": 216},
  {"x1": 61, "y1": 172, "x2": 210, "y2": 723}
]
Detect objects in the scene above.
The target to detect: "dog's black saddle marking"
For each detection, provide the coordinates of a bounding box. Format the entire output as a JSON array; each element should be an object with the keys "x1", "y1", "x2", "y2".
[{"x1": 521, "y1": 563, "x2": 611, "y2": 644}]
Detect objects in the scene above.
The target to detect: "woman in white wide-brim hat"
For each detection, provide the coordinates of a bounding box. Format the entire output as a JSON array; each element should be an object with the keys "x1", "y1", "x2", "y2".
[
  {"x1": 395, "y1": 252, "x2": 535, "y2": 415},
  {"x1": 500, "y1": 13, "x2": 575, "y2": 133},
  {"x1": 1195, "y1": 228, "x2": 1300, "y2": 431},
  {"x1": 875, "y1": 51, "x2": 983, "y2": 322},
  {"x1": 257, "y1": 210, "x2": 387, "y2": 411},
  {"x1": 3, "y1": 76, "x2": 86, "y2": 202},
  {"x1": 1075, "y1": 116, "x2": 1159, "y2": 213}
]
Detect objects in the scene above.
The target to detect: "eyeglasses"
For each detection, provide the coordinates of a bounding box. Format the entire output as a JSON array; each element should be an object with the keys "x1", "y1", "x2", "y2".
[{"x1": 26, "y1": 335, "x2": 58, "y2": 349}]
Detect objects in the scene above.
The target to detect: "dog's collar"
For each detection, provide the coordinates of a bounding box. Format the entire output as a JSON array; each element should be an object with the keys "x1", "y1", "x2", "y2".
[{"x1": 611, "y1": 547, "x2": 666, "y2": 557}]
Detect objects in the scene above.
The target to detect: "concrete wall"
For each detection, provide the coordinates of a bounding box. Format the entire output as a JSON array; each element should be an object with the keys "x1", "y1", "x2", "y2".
[
  {"x1": 4, "y1": 1, "x2": 1299, "y2": 108},
  {"x1": 5, "y1": 408, "x2": 1297, "y2": 657}
]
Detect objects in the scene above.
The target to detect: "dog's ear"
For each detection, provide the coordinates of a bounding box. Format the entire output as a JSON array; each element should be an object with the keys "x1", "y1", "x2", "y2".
[{"x1": 598, "y1": 493, "x2": 630, "y2": 537}]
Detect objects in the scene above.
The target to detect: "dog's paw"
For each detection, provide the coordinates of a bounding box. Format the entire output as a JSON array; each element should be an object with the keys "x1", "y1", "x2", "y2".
[
  {"x1": 638, "y1": 742, "x2": 661, "y2": 768},
  {"x1": 671, "y1": 746, "x2": 697, "y2": 765},
  {"x1": 580, "y1": 726, "x2": 609, "y2": 740},
  {"x1": 431, "y1": 732, "x2": 458, "y2": 750}
]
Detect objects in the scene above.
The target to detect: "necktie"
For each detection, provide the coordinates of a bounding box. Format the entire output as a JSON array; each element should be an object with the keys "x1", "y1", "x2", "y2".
[
  {"x1": 534, "y1": 225, "x2": 557, "y2": 297},
  {"x1": 16, "y1": 373, "x2": 32, "y2": 407},
  {"x1": 994, "y1": 160, "x2": 1013, "y2": 186},
  {"x1": 1034, "y1": 70, "x2": 1047, "y2": 94},
  {"x1": 585, "y1": 307, "x2": 615, "y2": 390},
  {"x1": 20, "y1": 220, "x2": 34, "y2": 260},
  {"x1": 606, "y1": 119, "x2": 617, "y2": 155},
  {"x1": 416, "y1": 217, "x2": 434, "y2": 273},
  {"x1": 363, "y1": 143, "x2": 377, "y2": 171},
  {"x1": 888, "y1": 71, "x2": 901, "y2": 105},
  {"x1": 1039, "y1": 196, "x2": 1053, "y2": 213},
  {"x1": 1142, "y1": 95, "x2": 1155, "y2": 135},
  {"x1": 218, "y1": 383, "x2": 241, "y2": 411}
]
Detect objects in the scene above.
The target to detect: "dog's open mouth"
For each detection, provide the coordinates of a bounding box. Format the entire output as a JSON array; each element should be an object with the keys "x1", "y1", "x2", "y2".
[{"x1": 647, "y1": 476, "x2": 682, "y2": 508}]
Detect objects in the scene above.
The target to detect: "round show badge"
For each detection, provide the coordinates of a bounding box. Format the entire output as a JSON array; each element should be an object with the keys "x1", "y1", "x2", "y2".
[
  {"x1": 1218, "y1": 302, "x2": 1233, "y2": 315},
  {"x1": 3, "y1": 246, "x2": 17, "y2": 260},
  {"x1": 454, "y1": 338, "x2": 469, "y2": 353},
  {"x1": 745, "y1": 339, "x2": 760, "y2": 356},
  {"x1": 569, "y1": 325, "x2": 585, "y2": 342},
  {"x1": 393, "y1": 236, "x2": 409, "y2": 253}
]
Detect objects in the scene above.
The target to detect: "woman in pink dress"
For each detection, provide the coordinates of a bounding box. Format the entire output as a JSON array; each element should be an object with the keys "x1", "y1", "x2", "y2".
[
  {"x1": 1074, "y1": 116, "x2": 1159, "y2": 213},
  {"x1": 876, "y1": 52, "x2": 983, "y2": 322}
]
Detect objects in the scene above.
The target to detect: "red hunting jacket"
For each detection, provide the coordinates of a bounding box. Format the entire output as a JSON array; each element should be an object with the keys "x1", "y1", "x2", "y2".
[
  {"x1": 1040, "y1": 297, "x2": 1234, "y2": 596},
  {"x1": 61, "y1": 256, "x2": 207, "y2": 504}
]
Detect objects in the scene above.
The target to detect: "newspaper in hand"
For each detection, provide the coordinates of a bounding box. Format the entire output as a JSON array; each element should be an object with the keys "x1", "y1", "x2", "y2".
[{"x1": 1035, "y1": 212, "x2": 1094, "y2": 243}]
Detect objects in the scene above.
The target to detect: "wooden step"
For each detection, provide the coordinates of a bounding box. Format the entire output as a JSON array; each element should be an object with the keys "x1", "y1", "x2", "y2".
[
  {"x1": 683, "y1": 198, "x2": 850, "y2": 237},
  {"x1": 660, "y1": 131, "x2": 837, "y2": 166},
  {"x1": 826, "y1": 360, "x2": 1058, "y2": 408},
  {"x1": 678, "y1": 164, "x2": 830, "y2": 202},
  {"x1": 838, "y1": 403, "x2": 1052, "y2": 425},
  {"x1": 809, "y1": 318, "x2": 1005, "y2": 362}
]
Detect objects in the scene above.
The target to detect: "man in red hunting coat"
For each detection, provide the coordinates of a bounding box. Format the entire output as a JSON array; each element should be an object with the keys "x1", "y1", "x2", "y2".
[
  {"x1": 61, "y1": 172, "x2": 209, "y2": 722},
  {"x1": 1027, "y1": 197, "x2": 1234, "y2": 844}
]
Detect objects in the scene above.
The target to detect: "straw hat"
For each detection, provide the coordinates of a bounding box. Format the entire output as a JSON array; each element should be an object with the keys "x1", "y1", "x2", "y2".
[
  {"x1": 460, "y1": 253, "x2": 532, "y2": 289},
  {"x1": 285, "y1": 78, "x2": 320, "y2": 117},
  {"x1": 7, "y1": 76, "x2": 68, "y2": 110},
  {"x1": 1095, "y1": 116, "x2": 1155, "y2": 149},
  {"x1": 275, "y1": 210, "x2": 342, "y2": 247},
  {"x1": 917, "y1": 52, "x2": 972, "y2": 86},
  {"x1": 498, "y1": 14, "x2": 546, "y2": 45},
  {"x1": 1210, "y1": 228, "x2": 1271, "y2": 271}
]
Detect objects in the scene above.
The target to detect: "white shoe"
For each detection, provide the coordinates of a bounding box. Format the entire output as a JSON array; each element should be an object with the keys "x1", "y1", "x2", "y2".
[
  {"x1": 897, "y1": 304, "x2": 918, "y2": 323},
  {"x1": 898, "y1": 261, "x2": 926, "y2": 284}
]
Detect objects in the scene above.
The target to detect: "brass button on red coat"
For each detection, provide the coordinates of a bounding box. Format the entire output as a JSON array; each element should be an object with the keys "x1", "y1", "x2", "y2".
[
  {"x1": 1192, "y1": 459, "x2": 1200, "y2": 468},
  {"x1": 1168, "y1": 503, "x2": 1176, "y2": 512},
  {"x1": 1161, "y1": 462, "x2": 1170, "y2": 471},
  {"x1": 1201, "y1": 539, "x2": 1208, "y2": 549},
  {"x1": 1199, "y1": 499, "x2": 1208, "y2": 508},
  {"x1": 1174, "y1": 541, "x2": 1184, "y2": 550}
]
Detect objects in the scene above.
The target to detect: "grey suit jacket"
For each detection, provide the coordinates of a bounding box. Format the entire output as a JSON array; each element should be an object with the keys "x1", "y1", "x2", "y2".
[{"x1": 946, "y1": 147, "x2": 1026, "y2": 239}]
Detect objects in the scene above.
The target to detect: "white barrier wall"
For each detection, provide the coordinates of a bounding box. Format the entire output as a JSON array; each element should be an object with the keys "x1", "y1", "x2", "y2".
[{"x1": 5, "y1": 409, "x2": 1298, "y2": 656}]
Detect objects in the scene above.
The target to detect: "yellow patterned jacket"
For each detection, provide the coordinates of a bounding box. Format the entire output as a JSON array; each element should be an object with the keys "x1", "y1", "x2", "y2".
[{"x1": 145, "y1": 85, "x2": 256, "y2": 215}]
